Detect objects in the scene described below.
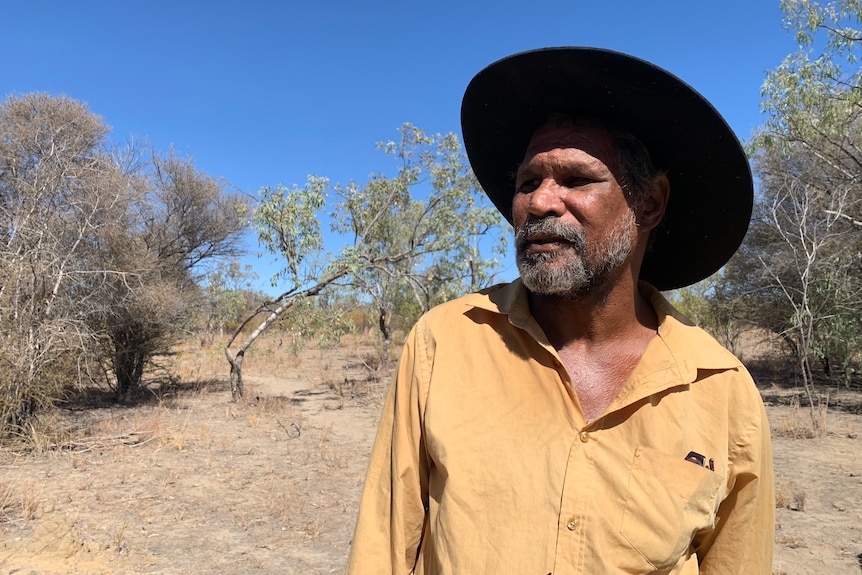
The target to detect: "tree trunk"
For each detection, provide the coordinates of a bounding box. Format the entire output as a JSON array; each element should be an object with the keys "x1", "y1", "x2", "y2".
[
  {"x1": 224, "y1": 267, "x2": 350, "y2": 401},
  {"x1": 113, "y1": 327, "x2": 147, "y2": 401},
  {"x1": 378, "y1": 307, "x2": 391, "y2": 343},
  {"x1": 227, "y1": 349, "x2": 245, "y2": 400}
]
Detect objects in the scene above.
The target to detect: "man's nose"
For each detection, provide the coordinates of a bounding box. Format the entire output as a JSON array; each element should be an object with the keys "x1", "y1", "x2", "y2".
[{"x1": 528, "y1": 180, "x2": 566, "y2": 217}]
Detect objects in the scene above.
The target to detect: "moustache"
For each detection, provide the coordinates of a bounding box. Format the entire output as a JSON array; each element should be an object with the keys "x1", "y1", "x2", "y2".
[{"x1": 515, "y1": 217, "x2": 585, "y2": 252}]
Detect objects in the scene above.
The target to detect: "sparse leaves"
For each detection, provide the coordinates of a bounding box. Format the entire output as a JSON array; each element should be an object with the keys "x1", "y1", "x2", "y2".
[
  {"x1": 225, "y1": 123, "x2": 508, "y2": 397},
  {"x1": 727, "y1": 0, "x2": 862, "y2": 428},
  {"x1": 254, "y1": 178, "x2": 327, "y2": 286}
]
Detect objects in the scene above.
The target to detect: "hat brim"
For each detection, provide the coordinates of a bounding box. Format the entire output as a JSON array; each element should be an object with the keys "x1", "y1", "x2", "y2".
[{"x1": 460, "y1": 47, "x2": 753, "y2": 291}]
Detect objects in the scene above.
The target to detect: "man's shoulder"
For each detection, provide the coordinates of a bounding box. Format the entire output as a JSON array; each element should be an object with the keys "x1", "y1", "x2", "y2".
[
  {"x1": 426, "y1": 282, "x2": 515, "y2": 315},
  {"x1": 667, "y1": 316, "x2": 745, "y2": 367},
  {"x1": 416, "y1": 282, "x2": 516, "y2": 330},
  {"x1": 647, "y1": 288, "x2": 746, "y2": 371}
]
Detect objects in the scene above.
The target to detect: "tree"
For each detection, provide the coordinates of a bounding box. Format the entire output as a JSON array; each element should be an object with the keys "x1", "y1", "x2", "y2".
[
  {"x1": 200, "y1": 260, "x2": 261, "y2": 344},
  {"x1": 224, "y1": 176, "x2": 349, "y2": 398},
  {"x1": 0, "y1": 93, "x2": 130, "y2": 434},
  {"x1": 92, "y1": 148, "x2": 247, "y2": 399},
  {"x1": 668, "y1": 278, "x2": 752, "y2": 358},
  {"x1": 225, "y1": 124, "x2": 507, "y2": 398},
  {"x1": 332, "y1": 125, "x2": 505, "y2": 342},
  {"x1": 739, "y1": 0, "x2": 862, "y2": 428},
  {"x1": 0, "y1": 93, "x2": 247, "y2": 434},
  {"x1": 747, "y1": 148, "x2": 859, "y2": 425}
]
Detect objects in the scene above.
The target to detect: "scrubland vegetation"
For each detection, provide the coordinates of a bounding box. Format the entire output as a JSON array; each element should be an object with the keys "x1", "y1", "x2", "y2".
[{"x1": 1, "y1": 1, "x2": 862, "y2": 572}]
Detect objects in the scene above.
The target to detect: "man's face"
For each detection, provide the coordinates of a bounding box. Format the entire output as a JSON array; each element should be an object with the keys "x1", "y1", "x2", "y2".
[{"x1": 513, "y1": 122, "x2": 639, "y2": 298}]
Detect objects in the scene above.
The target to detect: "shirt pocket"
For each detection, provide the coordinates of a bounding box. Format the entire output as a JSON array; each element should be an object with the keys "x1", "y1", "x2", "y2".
[{"x1": 619, "y1": 446, "x2": 725, "y2": 571}]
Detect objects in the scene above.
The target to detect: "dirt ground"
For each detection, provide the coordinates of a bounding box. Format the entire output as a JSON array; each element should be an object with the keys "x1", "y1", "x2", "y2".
[{"x1": 0, "y1": 334, "x2": 861, "y2": 575}]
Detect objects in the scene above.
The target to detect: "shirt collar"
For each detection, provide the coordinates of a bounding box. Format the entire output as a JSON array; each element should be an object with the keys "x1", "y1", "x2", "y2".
[
  {"x1": 463, "y1": 278, "x2": 550, "y2": 344},
  {"x1": 463, "y1": 278, "x2": 743, "y2": 379}
]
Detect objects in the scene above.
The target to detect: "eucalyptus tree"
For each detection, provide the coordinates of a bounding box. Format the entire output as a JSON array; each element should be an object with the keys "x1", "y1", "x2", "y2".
[
  {"x1": 332, "y1": 125, "x2": 506, "y2": 342},
  {"x1": 200, "y1": 260, "x2": 261, "y2": 344},
  {"x1": 742, "y1": 0, "x2": 862, "y2": 426},
  {"x1": 225, "y1": 124, "x2": 507, "y2": 398}
]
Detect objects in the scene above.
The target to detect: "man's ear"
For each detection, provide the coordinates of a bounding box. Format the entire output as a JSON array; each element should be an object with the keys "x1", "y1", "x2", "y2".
[{"x1": 637, "y1": 173, "x2": 669, "y2": 231}]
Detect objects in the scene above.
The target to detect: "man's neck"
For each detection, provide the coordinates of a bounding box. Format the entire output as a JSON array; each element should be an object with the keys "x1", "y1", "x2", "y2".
[
  {"x1": 527, "y1": 277, "x2": 659, "y2": 424},
  {"x1": 527, "y1": 277, "x2": 657, "y2": 350}
]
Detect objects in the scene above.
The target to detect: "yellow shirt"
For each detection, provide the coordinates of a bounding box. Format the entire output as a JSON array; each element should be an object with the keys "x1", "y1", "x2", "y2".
[{"x1": 347, "y1": 280, "x2": 774, "y2": 575}]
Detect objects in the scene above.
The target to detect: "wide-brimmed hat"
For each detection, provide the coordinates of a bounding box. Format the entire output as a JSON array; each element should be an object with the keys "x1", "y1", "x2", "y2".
[{"x1": 460, "y1": 47, "x2": 753, "y2": 291}]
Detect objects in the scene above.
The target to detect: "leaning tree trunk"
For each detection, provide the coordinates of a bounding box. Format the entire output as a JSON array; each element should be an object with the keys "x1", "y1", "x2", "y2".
[
  {"x1": 226, "y1": 349, "x2": 246, "y2": 400},
  {"x1": 225, "y1": 269, "x2": 350, "y2": 400}
]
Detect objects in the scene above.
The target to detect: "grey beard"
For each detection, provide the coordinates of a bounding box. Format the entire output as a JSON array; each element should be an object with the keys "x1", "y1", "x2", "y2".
[{"x1": 515, "y1": 214, "x2": 635, "y2": 298}]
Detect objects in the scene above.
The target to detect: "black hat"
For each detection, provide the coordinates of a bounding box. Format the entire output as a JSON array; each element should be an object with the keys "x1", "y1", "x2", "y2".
[{"x1": 460, "y1": 47, "x2": 753, "y2": 291}]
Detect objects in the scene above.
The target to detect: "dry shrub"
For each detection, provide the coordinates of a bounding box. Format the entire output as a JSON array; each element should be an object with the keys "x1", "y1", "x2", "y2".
[
  {"x1": 0, "y1": 348, "x2": 80, "y2": 442},
  {"x1": 771, "y1": 395, "x2": 827, "y2": 438},
  {"x1": 13, "y1": 409, "x2": 71, "y2": 454},
  {"x1": 775, "y1": 481, "x2": 806, "y2": 511},
  {"x1": 0, "y1": 479, "x2": 40, "y2": 522}
]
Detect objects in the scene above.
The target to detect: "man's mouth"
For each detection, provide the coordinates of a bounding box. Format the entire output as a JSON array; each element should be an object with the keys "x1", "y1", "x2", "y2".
[
  {"x1": 515, "y1": 218, "x2": 586, "y2": 254},
  {"x1": 521, "y1": 232, "x2": 579, "y2": 251},
  {"x1": 525, "y1": 236, "x2": 572, "y2": 248}
]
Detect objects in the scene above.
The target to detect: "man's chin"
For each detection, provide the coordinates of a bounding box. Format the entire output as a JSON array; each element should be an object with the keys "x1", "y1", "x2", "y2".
[{"x1": 518, "y1": 264, "x2": 590, "y2": 298}]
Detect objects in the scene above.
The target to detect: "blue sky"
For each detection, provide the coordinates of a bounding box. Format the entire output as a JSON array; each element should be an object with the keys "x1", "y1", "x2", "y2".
[{"x1": 3, "y1": 1, "x2": 799, "y2": 292}]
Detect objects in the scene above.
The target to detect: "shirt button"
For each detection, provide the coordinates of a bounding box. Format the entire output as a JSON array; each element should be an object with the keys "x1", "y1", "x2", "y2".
[
  {"x1": 566, "y1": 518, "x2": 577, "y2": 531},
  {"x1": 579, "y1": 430, "x2": 590, "y2": 443}
]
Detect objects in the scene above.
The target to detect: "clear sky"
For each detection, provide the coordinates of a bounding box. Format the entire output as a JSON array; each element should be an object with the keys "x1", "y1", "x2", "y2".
[{"x1": 3, "y1": 1, "x2": 800, "y2": 291}]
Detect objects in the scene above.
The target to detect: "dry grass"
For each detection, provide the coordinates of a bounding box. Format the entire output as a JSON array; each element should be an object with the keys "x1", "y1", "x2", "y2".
[
  {"x1": 0, "y1": 479, "x2": 40, "y2": 523},
  {"x1": 770, "y1": 393, "x2": 829, "y2": 439},
  {"x1": 0, "y1": 331, "x2": 388, "y2": 573},
  {"x1": 3, "y1": 330, "x2": 859, "y2": 574},
  {"x1": 775, "y1": 481, "x2": 807, "y2": 511}
]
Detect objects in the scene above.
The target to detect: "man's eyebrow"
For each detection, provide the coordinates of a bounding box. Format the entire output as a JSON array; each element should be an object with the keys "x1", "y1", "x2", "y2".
[
  {"x1": 513, "y1": 163, "x2": 538, "y2": 183},
  {"x1": 518, "y1": 155, "x2": 605, "y2": 174}
]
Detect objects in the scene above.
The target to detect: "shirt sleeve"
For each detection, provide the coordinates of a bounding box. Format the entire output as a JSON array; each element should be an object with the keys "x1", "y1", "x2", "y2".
[
  {"x1": 694, "y1": 393, "x2": 775, "y2": 574},
  {"x1": 346, "y1": 323, "x2": 431, "y2": 575}
]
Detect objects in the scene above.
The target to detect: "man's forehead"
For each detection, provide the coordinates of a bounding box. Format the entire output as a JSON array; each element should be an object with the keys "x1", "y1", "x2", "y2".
[{"x1": 520, "y1": 121, "x2": 617, "y2": 166}]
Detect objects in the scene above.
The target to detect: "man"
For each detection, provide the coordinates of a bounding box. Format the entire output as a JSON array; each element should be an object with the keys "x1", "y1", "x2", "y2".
[{"x1": 347, "y1": 47, "x2": 774, "y2": 575}]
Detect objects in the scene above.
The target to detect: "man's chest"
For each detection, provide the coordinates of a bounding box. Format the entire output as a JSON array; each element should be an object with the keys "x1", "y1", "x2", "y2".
[{"x1": 420, "y1": 361, "x2": 728, "y2": 574}]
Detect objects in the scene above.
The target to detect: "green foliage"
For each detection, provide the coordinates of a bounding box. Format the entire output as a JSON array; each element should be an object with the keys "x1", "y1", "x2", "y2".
[
  {"x1": 758, "y1": 0, "x2": 862, "y2": 147},
  {"x1": 227, "y1": 123, "x2": 508, "y2": 397},
  {"x1": 806, "y1": 261, "x2": 862, "y2": 381},
  {"x1": 201, "y1": 260, "x2": 262, "y2": 339},
  {"x1": 334, "y1": 124, "x2": 507, "y2": 337},
  {"x1": 731, "y1": 0, "x2": 862, "y2": 395},
  {"x1": 669, "y1": 277, "x2": 754, "y2": 356},
  {"x1": 254, "y1": 177, "x2": 327, "y2": 285},
  {"x1": 249, "y1": 123, "x2": 508, "y2": 343},
  {"x1": 277, "y1": 290, "x2": 358, "y2": 350},
  {"x1": 669, "y1": 282, "x2": 715, "y2": 327}
]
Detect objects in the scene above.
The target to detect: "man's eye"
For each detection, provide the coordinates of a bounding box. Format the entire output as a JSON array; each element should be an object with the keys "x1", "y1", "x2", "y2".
[
  {"x1": 564, "y1": 177, "x2": 595, "y2": 188},
  {"x1": 516, "y1": 178, "x2": 539, "y2": 193}
]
